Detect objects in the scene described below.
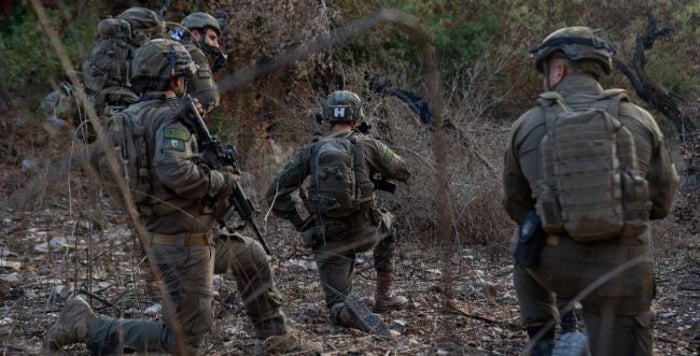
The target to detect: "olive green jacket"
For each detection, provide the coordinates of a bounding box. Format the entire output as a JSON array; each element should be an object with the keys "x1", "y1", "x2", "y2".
[
  {"x1": 182, "y1": 42, "x2": 220, "y2": 114},
  {"x1": 502, "y1": 74, "x2": 679, "y2": 228},
  {"x1": 266, "y1": 128, "x2": 410, "y2": 222},
  {"x1": 129, "y1": 96, "x2": 229, "y2": 233}
]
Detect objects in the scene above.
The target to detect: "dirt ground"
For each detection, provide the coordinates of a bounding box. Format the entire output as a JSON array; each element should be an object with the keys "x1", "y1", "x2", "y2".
[{"x1": 0, "y1": 185, "x2": 698, "y2": 355}]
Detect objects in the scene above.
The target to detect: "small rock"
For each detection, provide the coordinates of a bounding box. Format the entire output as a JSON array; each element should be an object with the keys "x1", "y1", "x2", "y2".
[
  {"x1": 0, "y1": 258, "x2": 21, "y2": 271},
  {"x1": 144, "y1": 303, "x2": 162, "y2": 316},
  {"x1": 0, "y1": 272, "x2": 20, "y2": 282},
  {"x1": 21, "y1": 157, "x2": 39, "y2": 172},
  {"x1": 390, "y1": 319, "x2": 408, "y2": 334},
  {"x1": 48, "y1": 284, "x2": 74, "y2": 302},
  {"x1": 34, "y1": 236, "x2": 71, "y2": 253},
  {"x1": 0, "y1": 247, "x2": 17, "y2": 257},
  {"x1": 225, "y1": 325, "x2": 246, "y2": 337}
]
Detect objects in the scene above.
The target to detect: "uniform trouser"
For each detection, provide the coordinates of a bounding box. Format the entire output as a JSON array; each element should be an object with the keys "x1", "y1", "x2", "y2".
[
  {"x1": 86, "y1": 231, "x2": 286, "y2": 354},
  {"x1": 513, "y1": 233, "x2": 655, "y2": 356},
  {"x1": 313, "y1": 209, "x2": 396, "y2": 324}
]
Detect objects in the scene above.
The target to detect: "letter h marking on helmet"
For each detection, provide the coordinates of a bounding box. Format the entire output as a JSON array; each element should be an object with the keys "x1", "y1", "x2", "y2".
[{"x1": 334, "y1": 107, "x2": 346, "y2": 118}]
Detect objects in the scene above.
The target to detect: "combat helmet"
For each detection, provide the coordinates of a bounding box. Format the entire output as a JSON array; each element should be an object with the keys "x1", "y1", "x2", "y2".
[
  {"x1": 529, "y1": 26, "x2": 616, "y2": 75},
  {"x1": 180, "y1": 12, "x2": 221, "y2": 36},
  {"x1": 130, "y1": 38, "x2": 195, "y2": 82},
  {"x1": 321, "y1": 90, "x2": 364, "y2": 124}
]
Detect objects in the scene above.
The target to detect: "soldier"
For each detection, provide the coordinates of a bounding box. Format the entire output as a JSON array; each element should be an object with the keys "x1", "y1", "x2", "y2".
[
  {"x1": 44, "y1": 39, "x2": 322, "y2": 355},
  {"x1": 266, "y1": 90, "x2": 411, "y2": 332},
  {"x1": 171, "y1": 12, "x2": 226, "y2": 115},
  {"x1": 503, "y1": 27, "x2": 679, "y2": 355}
]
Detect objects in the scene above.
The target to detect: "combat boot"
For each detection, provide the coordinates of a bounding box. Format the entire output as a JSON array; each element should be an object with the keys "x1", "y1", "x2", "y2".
[
  {"x1": 559, "y1": 309, "x2": 579, "y2": 334},
  {"x1": 373, "y1": 271, "x2": 408, "y2": 313},
  {"x1": 531, "y1": 339, "x2": 555, "y2": 356},
  {"x1": 254, "y1": 330, "x2": 322, "y2": 355},
  {"x1": 44, "y1": 296, "x2": 97, "y2": 351},
  {"x1": 527, "y1": 324, "x2": 555, "y2": 356},
  {"x1": 337, "y1": 294, "x2": 392, "y2": 338}
]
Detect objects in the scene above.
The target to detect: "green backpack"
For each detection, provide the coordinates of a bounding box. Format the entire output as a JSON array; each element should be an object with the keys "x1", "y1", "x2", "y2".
[
  {"x1": 94, "y1": 105, "x2": 152, "y2": 213},
  {"x1": 81, "y1": 7, "x2": 165, "y2": 112},
  {"x1": 536, "y1": 89, "x2": 651, "y2": 242},
  {"x1": 308, "y1": 133, "x2": 374, "y2": 219}
]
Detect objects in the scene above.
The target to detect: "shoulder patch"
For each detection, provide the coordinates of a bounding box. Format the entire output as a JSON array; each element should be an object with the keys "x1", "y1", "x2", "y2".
[
  {"x1": 381, "y1": 146, "x2": 394, "y2": 163},
  {"x1": 163, "y1": 127, "x2": 190, "y2": 141}
]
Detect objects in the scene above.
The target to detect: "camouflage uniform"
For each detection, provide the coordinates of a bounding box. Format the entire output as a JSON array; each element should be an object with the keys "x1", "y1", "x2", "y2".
[
  {"x1": 266, "y1": 127, "x2": 410, "y2": 325},
  {"x1": 180, "y1": 41, "x2": 220, "y2": 113},
  {"x1": 503, "y1": 72, "x2": 678, "y2": 355},
  {"x1": 44, "y1": 39, "x2": 307, "y2": 355},
  {"x1": 174, "y1": 12, "x2": 223, "y2": 114},
  {"x1": 81, "y1": 96, "x2": 287, "y2": 354}
]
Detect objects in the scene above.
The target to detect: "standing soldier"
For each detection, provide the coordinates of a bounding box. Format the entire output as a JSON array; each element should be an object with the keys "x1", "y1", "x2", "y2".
[
  {"x1": 44, "y1": 38, "x2": 321, "y2": 355},
  {"x1": 171, "y1": 12, "x2": 227, "y2": 115},
  {"x1": 503, "y1": 27, "x2": 679, "y2": 355},
  {"x1": 266, "y1": 90, "x2": 411, "y2": 332}
]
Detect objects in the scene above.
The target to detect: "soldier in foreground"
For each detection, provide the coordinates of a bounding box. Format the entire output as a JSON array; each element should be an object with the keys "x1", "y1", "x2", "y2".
[
  {"x1": 44, "y1": 38, "x2": 321, "y2": 355},
  {"x1": 503, "y1": 27, "x2": 678, "y2": 355},
  {"x1": 266, "y1": 90, "x2": 410, "y2": 332}
]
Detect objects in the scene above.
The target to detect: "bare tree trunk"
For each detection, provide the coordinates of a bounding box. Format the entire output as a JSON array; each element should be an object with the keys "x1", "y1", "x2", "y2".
[{"x1": 614, "y1": 14, "x2": 699, "y2": 199}]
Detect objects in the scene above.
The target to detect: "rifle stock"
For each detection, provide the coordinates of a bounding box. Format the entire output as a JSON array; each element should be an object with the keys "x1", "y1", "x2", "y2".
[{"x1": 180, "y1": 95, "x2": 272, "y2": 255}]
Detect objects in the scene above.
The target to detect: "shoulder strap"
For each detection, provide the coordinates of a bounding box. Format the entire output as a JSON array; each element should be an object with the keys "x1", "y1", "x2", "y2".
[
  {"x1": 537, "y1": 91, "x2": 571, "y2": 134},
  {"x1": 349, "y1": 132, "x2": 374, "y2": 206},
  {"x1": 591, "y1": 88, "x2": 629, "y2": 116}
]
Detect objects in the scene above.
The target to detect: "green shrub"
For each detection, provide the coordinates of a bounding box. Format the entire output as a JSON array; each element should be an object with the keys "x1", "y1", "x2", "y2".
[{"x1": 0, "y1": 3, "x2": 101, "y2": 108}]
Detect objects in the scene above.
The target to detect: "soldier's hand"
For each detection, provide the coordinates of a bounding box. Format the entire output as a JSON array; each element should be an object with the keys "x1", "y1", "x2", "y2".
[
  {"x1": 220, "y1": 167, "x2": 240, "y2": 195},
  {"x1": 193, "y1": 97, "x2": 206, "y2": 116}
]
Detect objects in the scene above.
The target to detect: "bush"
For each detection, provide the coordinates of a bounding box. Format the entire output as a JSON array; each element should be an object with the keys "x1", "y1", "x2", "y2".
[{"x1": 0, "y1": 2, "x2": 101, "y2": 117}]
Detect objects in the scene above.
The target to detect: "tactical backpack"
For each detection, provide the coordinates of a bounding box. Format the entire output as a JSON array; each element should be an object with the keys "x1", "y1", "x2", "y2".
[
  {"x1": 81, "y1": 7, "x2": 165, "y2": 112},
  {"x1": 308, "y1": 133, "x2": 374, "y2": 219},
  {"x1": 536, "y1": 89, "x2": 651, "y2": 242},
  {"x1": 95, "y1": 108, "x2": 152, "y2": 213}
]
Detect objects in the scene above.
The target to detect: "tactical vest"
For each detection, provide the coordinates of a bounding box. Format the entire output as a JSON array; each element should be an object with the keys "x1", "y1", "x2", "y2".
[
  {"x1": 536, "y1": 89, "x2": 651, "y2": 242},
  {"x1": 183, "y1": 42, "x2": 220, "y2": 113}
]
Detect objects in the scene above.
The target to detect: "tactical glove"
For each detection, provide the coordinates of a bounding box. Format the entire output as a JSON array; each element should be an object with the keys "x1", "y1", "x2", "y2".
[
  {"x1": 208, "y1": 167, "x2": 239, "y2": 198},
  {"x1": 219, "y1": 168, "x2": 240, "y2": 198}
]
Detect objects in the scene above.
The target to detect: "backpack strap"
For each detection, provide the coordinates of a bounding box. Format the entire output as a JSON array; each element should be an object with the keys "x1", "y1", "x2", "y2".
[
  {"x1": 537, "y1": 91, "x2": 571, "y2": 135},
  {"x1": 348, "y1": 133, "x2": 374, "y2": 209},
  {"x1": 591, "y1": 88, "x2": 629, "y2": 116}
]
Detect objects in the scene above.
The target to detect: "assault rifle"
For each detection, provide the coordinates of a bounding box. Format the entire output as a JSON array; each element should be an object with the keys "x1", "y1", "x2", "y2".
[{"x1": 179, "y1": 95, "x2": 272, "y2": 255}]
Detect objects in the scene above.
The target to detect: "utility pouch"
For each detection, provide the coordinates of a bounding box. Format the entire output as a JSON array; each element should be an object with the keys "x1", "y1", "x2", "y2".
[
  {"x1": 301, "y1": 227, "x2": 321, "y2": 248},
  {"x1": 514, "y1": 211, "x2": 547, "y2": 267}
]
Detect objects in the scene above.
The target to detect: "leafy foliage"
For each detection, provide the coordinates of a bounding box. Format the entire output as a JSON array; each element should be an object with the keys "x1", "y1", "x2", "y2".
[{"x1": 0, "y1": 3, "x2": 100, "y2": 98}]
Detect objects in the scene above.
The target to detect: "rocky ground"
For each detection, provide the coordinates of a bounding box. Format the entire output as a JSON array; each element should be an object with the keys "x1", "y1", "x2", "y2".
[
  {"x1": 0, "y1": 120, "x2": 698, "y2": 355},
  {"x1": 0, "y1": 188, "x2": 698, "y2": 355}
]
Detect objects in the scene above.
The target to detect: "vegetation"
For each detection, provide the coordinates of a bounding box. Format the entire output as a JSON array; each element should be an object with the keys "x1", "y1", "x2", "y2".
[
  {"x1": 0, "y1": 2, "x2": 102, "y2": 111},
  {"x1": 0, "y1": 1, "x2": 697, "y2": 352}
]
